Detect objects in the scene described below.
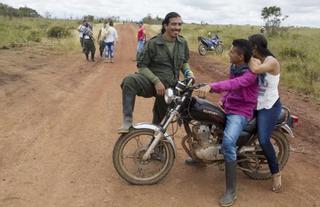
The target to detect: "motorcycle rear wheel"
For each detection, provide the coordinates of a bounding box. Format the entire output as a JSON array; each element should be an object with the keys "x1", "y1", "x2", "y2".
[
  {"x1": 239, "y1": 131, "x2": 290, "y2": 180},
  {"x1": 215, "y1": 44, "x2": 224, "y2": 54},
  {"x1": 113, "y1": 129, "x2": 175, "y2": 185},
  {"x1": 198, "y1": 44, "x2": 208, "y2": 56}
]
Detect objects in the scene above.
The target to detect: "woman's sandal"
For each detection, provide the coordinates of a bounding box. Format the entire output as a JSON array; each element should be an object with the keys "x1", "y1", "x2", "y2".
[{"x1": 272, "y1": 172, "x2": 282, "y2": 193}]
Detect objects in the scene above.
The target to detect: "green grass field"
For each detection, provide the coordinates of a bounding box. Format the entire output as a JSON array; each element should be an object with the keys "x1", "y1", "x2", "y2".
[
  {"x1": 0, "y1": 16, "x2": 80, "y2": 51},
  {"x1": 146, "y1": 24, "x2": 320, "y2": 100}
]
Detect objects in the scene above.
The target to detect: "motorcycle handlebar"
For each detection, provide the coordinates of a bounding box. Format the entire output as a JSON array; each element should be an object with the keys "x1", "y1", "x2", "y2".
[{"x1": 189, "y1": 83, "x2": 208, "y2": 90}]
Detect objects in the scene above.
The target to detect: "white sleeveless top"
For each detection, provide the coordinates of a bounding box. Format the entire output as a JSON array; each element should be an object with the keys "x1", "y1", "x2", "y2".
[{"x1": 256, "y1": 57, "x2": 280, "y2": 110}]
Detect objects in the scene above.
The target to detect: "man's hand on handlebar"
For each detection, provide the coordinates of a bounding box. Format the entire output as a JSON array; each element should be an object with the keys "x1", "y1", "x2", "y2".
[
  {"x1": 194, "y1": 84, "x2": 211, "y2": 98},
  {"x1": 155, "y1": 81, "x2": 166, "y2": 96}
]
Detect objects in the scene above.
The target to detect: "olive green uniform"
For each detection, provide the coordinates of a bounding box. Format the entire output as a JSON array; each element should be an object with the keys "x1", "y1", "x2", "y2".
[
  {"x1": 121, "y1": 33, "x2": 193, "y2": 125},
  {"x1": 83, "y1": 39, "x2": 95, "y2": 60}
]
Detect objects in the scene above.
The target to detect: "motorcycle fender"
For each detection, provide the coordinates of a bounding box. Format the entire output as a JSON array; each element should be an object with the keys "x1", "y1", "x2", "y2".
[
  {"x1": 132, "y1": 123, "x2": 177, "y2": 156},
  {"x1": 280, "y1": 124, "x2": 294, "y2": 139}
]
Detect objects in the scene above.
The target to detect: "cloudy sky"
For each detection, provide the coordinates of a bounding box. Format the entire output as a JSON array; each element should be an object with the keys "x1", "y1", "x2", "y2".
[{"x1": 2, "y1": 0, "x2": 320, "y2": 27}]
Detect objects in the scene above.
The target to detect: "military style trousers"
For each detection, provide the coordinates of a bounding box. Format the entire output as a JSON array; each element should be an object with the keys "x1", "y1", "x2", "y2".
[
  {"x1": 83, "y1": 39, "x2": 96, "y2": 60},
  {"x1": 121, "y1": 73, "x2": 168, "y2": 125}
]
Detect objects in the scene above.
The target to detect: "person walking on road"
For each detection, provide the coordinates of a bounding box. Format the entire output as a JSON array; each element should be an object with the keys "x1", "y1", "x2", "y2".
[
  {"x1": 136, "y1": 21, "x2": 146, "y2": 60},
  {"x1": 103, "y1": 21, "x2": 118, "y2": 63},
  {"x1": 97, "y1": 21, "x2": 109, "y2": 58},
  {"x1": 77, "y1": 20, "x2": 87, "y2": 52},
  {"x1": 83, "y1": 22, "x2": 96, "y2": 61}
]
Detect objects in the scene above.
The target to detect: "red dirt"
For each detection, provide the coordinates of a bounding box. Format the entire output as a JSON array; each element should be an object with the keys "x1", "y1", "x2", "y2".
[{"x1": 0, "y1": 24, "x2": 319, "y2": 207}]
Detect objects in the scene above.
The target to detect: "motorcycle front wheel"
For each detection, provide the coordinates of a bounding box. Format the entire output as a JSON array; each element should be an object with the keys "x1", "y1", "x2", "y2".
[
  {"x1": 198, "y1": 44, "x2": 208, "y2": 56},
  {"x1": 113, "y1": 129, "x2": 175, "y2": 185},
  {"x1": 239, "y1": 131, "x2": 290, "y2": 180}
]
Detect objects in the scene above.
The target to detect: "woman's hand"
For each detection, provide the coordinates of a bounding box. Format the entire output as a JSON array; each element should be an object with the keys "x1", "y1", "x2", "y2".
[
  {"x1": 194, "y1": 84, "x2": 211, "y2": 98},
  {"x1": 249, "y1": 57, "x2": 262, "y2": 73}
]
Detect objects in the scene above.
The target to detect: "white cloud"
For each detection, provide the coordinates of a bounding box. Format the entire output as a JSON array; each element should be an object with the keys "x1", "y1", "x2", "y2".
[{"x1": 1, "y1": 0, "x2": 320, "y2": 27}]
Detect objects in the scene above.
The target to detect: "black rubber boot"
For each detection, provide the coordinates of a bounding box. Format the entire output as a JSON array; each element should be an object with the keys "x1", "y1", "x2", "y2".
[
  {"x1": 91, "y1": 52, "x2": 95, "y2": 62},
  {"x1": 219, "y1": 161, "x2": 237, "y2": 207},
  {"x1": 184, "y1": 157, "x2": 205, "y2": 167},
  {"x1": 118, "y1": 91, "x2": 135, "y2": 134}
]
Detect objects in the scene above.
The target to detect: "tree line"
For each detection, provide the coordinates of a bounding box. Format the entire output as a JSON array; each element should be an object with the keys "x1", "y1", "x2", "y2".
[{"x1": 0, "y1": 3, "x2": 41, "y2": 18}]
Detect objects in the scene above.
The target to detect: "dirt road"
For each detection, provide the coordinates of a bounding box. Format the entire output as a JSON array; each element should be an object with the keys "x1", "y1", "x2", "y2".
[{"x1": 0, "y1": 24, "x2": 319, "y2": 207}]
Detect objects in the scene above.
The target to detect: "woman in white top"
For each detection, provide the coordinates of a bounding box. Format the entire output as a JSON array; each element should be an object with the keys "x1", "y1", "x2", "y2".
[{"x1": 248, "y1": 34, "x2": 282, "y2": 192}]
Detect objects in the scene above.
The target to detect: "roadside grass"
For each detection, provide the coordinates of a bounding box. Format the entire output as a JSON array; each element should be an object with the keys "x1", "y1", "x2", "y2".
[
  {"x1": 0, "y1": 16, "x2": 81, "y2": 51},
  {"x1": 146, "y1": 24, "x2": 320, "y2": 100}
]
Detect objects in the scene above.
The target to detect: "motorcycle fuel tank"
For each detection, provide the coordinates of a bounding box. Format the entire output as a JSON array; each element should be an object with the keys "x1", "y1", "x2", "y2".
[{"x1": 189, "y1": 97, "x2": 225, "y2": 125}]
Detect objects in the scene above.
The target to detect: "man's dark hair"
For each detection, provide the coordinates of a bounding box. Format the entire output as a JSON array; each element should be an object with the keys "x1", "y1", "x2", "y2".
[
  {"x1": 248, "y1": 34, "x2": 275, "y2": 58},
  {"x1": 109, "y1": 21, "x2": 114, "y2": 26},
  {"x1": 232, "y1": 39, "x2": 252, "y2": 63},
  {"x1": 161, "y1": 12, "x2": 181, "y2": 34}
]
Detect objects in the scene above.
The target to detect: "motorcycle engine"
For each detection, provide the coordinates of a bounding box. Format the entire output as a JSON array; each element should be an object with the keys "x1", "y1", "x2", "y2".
[{"x1": 192, "y1": 123, "x2": 224, "y2": 161}]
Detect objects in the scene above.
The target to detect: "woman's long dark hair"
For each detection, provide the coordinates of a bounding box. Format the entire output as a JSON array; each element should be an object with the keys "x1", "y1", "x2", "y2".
[
  {"x1": 248, "y1": 34, "x2": 275, "y2": 58},
  {"x1": 161, "y1": 12, "x2": 181, "y2": 34}
]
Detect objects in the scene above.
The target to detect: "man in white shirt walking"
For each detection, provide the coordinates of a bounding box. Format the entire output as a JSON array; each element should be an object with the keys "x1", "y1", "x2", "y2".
[
  {"x1": 97, "y1": 21, "x2": 109, "y2": 58},
  {"x1": 103, "y1": 21, "x2": 118, "y2": 63}
]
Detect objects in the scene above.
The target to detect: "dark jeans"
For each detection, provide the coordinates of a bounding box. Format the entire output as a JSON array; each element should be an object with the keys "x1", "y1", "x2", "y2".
[
  {"x1": 99, "y1": 41, "x2": 106, "y2": 57},
  {"x1": 83, "y1": 39, "x2": 96, "y2": 60},
  {"x1": 257, "y1": 99, "x2": 282, "y2": 174},
  {"x1": 80, "y1": 37, "x2": 84, "y2": 47}
]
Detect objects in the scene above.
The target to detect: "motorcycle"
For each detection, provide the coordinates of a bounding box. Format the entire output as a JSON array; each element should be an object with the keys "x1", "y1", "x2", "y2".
[
  {"x1": 113, "y1": 79, "x2": 298, "y2": 185},
  {"x1": 198, "y1": 35, "x2": 224, "y2": 56}
]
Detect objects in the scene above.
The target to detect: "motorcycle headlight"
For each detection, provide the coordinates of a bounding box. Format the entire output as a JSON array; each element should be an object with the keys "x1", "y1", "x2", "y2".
[{"x1": 164, "y1": 88, "x2": 175, "y2": 104}]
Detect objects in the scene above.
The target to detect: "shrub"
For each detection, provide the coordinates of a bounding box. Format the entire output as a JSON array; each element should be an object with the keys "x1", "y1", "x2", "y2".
[
  {"x1": 47, "y1": 26, "x2": 71, "y2": 38},
  {"x1": 286, "y1": 62, "x2": 302, "y2": 72},
  {"x1": 279, "y1": 47, "x2": 306, "y2": 59},
  {"x1": 27, "y1": 30, "x2": 41, "y2": 42}
]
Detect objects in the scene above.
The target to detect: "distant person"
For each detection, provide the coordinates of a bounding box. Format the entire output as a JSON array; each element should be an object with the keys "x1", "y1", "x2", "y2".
[
  {"x1": 136, "y1": 21, "x2": 146, "y2": 60},
  {"x1": 248, "y1": 34, "x2": 282, "y2": 193},
  {"x1": 83, "y1": 22, "x2": 95, "y2": 61},
  {"x1": 77, "y1": 20, "x2": 87, "y2": 52},
  {"x1": 103, "y1": 21, "x2": 118, "y2": 63},
  {"x1": 97, "y1": 21, "x2": 109, "y2": 58}
]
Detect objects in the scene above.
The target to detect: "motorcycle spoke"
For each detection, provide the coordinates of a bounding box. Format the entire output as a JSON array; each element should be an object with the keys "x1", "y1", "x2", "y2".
[
  {"x1": 134, "y1": 136, "x2": 143, "y2": 148},
  {"x1": 121, "y1": 153, "x2": 136, "y2": 160}
]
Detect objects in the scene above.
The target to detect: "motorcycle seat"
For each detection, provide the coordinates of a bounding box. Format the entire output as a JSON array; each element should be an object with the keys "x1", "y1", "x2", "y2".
[
  {"x1": 244, "y1": 118, "x2": 256, "y2": 133},
  {"x1": 276, "y1": 107, "x2": 289, "y2": 126}
]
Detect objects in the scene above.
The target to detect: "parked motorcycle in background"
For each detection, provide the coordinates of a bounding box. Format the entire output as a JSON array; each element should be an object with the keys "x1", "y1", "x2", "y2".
[
  {"x1": 113, "y1": 79, "x2": 298, "y2": 185},
  {"x1": 198, "y1": 34, "x2": 224, "y2": 56}
]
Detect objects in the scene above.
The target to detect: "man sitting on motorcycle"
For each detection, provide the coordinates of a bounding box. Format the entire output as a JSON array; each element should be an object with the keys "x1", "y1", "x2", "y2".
[
  {"x1": 118, "y1": 12, "x2": 195, "y2": 134},
  {"x1": 195, "y1": 39, "x2": 258, "y2": 207}
]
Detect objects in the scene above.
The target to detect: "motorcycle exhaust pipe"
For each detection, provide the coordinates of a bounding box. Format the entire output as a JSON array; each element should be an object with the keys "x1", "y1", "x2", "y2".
[{"x1": 238, "y1": 146, "x2": 260, "y2": 154}]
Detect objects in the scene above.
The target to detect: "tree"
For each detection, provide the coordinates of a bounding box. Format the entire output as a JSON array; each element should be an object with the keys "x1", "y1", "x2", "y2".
[
  {"x1": 142, "y1": 14, "x2": 162, "y2": 25},
  {"x1": 0, "y1": 3, "x2": 41, "y2": 18},
  {"x1": 18, "y1": 6, "x2": 40, "y2": 17},
  {"x1": 261, "y1": 6, "x2": 288, "y2": 35}
]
